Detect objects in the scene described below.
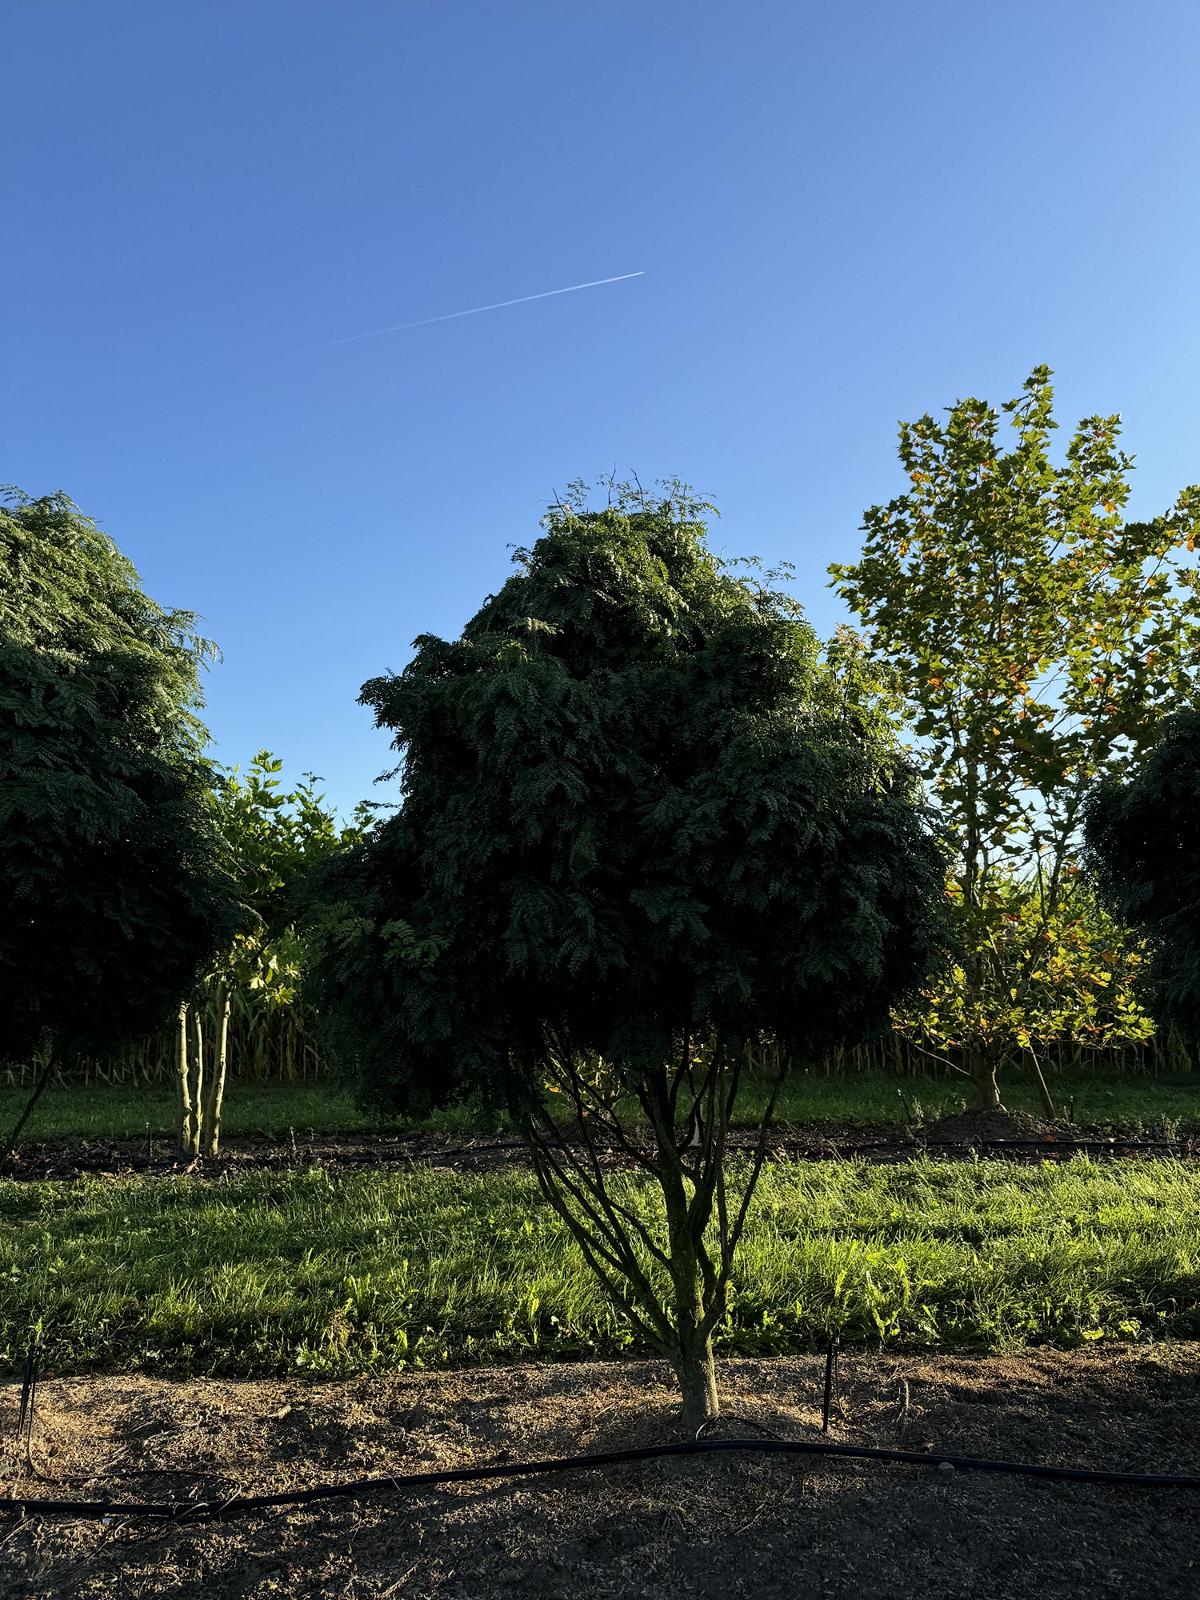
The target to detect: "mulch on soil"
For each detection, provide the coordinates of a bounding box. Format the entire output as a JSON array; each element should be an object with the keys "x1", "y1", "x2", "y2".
[{"x1": 2, "y1": 1347, "x2": 1197, "y2": 1599}]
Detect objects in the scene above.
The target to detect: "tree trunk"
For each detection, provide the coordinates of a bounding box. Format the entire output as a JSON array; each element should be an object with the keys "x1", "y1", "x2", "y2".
[
  {"x1": 969, "y1": 1048, "x2": 1004, "y2": 1111},
  {"x1": 177, "y1": 1002, "x2": 193, "y2": 1152},
  {"x1": 674, "y1": 1314, "x2": 720, "y2": 1430},
  {"x1": 656, "y1": 1114, "x2": 722, "y2": 1429},
  {"x1": 204, "y1": 989, "x2": 231, "y2": 1157},
  {"x1": 190, "y1": 1008, "x2": 205, "y2": 1156}
]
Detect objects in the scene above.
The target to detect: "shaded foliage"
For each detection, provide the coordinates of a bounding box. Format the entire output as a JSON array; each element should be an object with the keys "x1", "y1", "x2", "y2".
[
  {"x1": 0, "y1": 489, "x2": 239, "y2": 1066},
  {"x1": 310, "y1": 485, "x2": 950, "y2": 1114},
  {"x1": 1085, "y1": 709, "x2": 1200, "y2": 1043}
]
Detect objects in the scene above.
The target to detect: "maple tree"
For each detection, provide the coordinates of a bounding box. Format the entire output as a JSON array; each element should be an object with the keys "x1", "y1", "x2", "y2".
[{"x1": 831, "y1": 368, "x2": 1200, "y2": 1108}]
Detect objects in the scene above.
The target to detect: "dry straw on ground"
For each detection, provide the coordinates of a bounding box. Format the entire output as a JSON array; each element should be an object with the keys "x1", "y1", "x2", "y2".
[{"x1": 2, "y1": 1347, "x2": 1198, "y2": 1598}]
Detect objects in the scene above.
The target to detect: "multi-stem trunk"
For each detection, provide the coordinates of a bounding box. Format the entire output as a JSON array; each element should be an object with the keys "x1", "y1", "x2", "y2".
[{"x1": 522, "y1": 1034, "x2": 779, "y2": 1430}]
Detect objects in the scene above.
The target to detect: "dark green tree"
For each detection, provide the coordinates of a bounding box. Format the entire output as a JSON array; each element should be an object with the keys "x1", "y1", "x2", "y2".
[
  {"x1": 1084, "y1": 709, "x2": 1200, "y2": 1046},
  {"x1": 309, "y1": 484, "x2": 948, "y2": 1424},
  {"x1": 0, "y1": 489, "x2": 239, "y2": 1148}
]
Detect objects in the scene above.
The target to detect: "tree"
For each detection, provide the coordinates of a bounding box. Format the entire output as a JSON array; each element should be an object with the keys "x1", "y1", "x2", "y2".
[
  {"x1": 175, "y1": 753, "x2": 370, "y2": 1156},
  {"x1": 898, "y1": 874, "x2": 1154, "y2": 1087},
  {"x1": 830, "y1": 368, "x2": 1200, "y2": 1110},
  {"x1": 1084, "y1": 709, "x2": 1200, "y2": 1047},
  {"x1": 0, "y1": 489, "x2": 239, "y2": 1153},
  {"x1": 309, "y1": 483, "x2": 948, "y2": 1425}
]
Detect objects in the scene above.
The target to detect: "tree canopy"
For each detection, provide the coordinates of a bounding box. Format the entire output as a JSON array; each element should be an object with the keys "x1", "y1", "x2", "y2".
[
  {"x1": 313, "y1": 485, "x2": 948, "y2": 1110},
  {"x1": 0, "y1": 489, "x2": 239, "y2": 1068},
  {"x1": 217, "y1": 752, "x2": 370, "y2": 948}
]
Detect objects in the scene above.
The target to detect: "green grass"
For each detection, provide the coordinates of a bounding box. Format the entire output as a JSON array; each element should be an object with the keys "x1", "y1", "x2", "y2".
[
  {"x1": 3, "y1": 1158, "x2": 1198, "y2": 1377},
  {"x1": 2, "y1": 1070, "x2": 1199, "y2": 1144},
  {"x1": 0, "y1": 1081, "x2": 377, "y2": 1142},
  {"x1": 749, "y1": 1070, "x2": 1200, "y2": 1132}
]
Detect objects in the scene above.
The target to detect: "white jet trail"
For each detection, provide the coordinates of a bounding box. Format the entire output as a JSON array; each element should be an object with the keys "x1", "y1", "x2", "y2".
[{"x1": 294, "y1": 271, "x2": 646, "y2": 352}]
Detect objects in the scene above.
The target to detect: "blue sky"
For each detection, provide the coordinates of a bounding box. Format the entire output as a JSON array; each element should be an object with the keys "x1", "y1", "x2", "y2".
[{"x1": 6, "y1": 0, "x2": 1200, "y2": 817}]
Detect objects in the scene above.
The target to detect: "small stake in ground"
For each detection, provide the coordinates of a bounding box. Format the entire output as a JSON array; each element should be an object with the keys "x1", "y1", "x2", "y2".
[
  {"x1": 822, "y1": 1335, "x2": 840, "y2": 1435},
  {"x1": 16, "y1": 1332, "x2": 43, "y2": 1470}
]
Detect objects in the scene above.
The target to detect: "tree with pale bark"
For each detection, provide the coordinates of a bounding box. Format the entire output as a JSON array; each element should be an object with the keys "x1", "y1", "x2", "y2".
[{"x1": 176, "y1": 753, "x2": 369, "y2": 1157}]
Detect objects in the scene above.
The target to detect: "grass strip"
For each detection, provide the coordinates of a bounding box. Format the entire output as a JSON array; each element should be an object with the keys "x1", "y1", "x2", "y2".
[
  {"x1": 2, "y1": 1072, "x2": 1198, "y2": 1143},
  {"x1": 2, "y1": 1157, "x2": 1198, "y2": 1377}
]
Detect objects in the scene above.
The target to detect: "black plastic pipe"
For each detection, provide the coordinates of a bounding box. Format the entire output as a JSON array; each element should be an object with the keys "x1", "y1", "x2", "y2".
[{"x1": 4, "y1": 1434, "x2": 1198, "y2": 1524}]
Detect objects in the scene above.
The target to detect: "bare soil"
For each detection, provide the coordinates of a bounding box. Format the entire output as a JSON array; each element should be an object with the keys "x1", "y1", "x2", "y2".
[
  {"x1": 2, "y1": 1347, "x2": 1197, "y2": 1598},
  {"x1": 924, "y1": 1108, "x2": 1060, "y2": 1144},
  {"x1": 6, "y1": 1122, "x2": 1196, "y2": 1182}
]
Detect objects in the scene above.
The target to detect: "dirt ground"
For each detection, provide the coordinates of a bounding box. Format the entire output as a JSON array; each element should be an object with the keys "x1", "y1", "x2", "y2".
[
  {"x1": 7, "y1": 1119, "x2": 1196, "y2": 1181},
  {"x1": 2, "y1": 1347, "x2": 1197, "y2": 1599}
]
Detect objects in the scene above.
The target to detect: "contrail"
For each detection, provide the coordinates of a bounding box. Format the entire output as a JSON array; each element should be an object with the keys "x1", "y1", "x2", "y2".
[{"x1": 292, "y1": 271, "x2": 646, "y2": 353}]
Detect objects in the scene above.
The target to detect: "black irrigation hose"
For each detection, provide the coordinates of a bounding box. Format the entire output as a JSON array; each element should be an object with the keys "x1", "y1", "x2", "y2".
[{"x1": 4, "y1": 1435, "x2": 1199, "y2": 1524}]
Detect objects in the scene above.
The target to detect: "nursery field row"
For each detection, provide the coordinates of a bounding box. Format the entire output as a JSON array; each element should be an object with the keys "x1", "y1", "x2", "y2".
[{"x1": 4, "y1": 1071, "x2": 1200, "y2": 1146}]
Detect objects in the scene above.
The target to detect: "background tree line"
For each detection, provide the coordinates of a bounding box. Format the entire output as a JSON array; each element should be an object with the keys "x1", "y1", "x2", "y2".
[{"x1": 7, "y1": 367, "x2": 1200, "y2": 1125}]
